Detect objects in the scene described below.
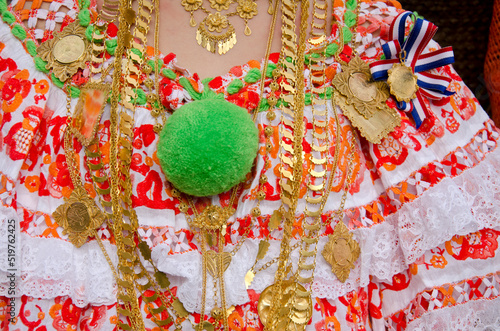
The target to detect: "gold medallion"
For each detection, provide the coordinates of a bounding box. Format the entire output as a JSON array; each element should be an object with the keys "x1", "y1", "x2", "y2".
[
  {"x1": 53, "y1": 188, "x2": 106, "y2": 248},
  {"x1": 53, "y1": 35, "x2": 86, "y2": 64},
  {"x1": 333, "y1": 56, "x2": 401, "y2": 144},
  {"x1": 321, "y1": 221, "x2": 360, "y2": 283},
  {"x1": 37, "y1": 21, "x2": 89, "y2": 82},
  {"x1": 257, "y1": 281, "x2": 312, "y2": 330},
  {"x1": 387, "y1": 62, "x2": 419, "y2": 103}
]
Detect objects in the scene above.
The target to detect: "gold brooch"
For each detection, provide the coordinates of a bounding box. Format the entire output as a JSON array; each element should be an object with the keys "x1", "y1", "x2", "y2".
[
  {"x1": 257, "y1": 281, "x2": 312, "y2": 330},
  {"x1": 191, "y1": 205, "x2": 235, "y2": 233},
  {"x1": 321, "y1": 221, "x2": 360, "y2": 283},
  {"x1": 37, "y1": 21, "x2": 89, "y2": 82},
  {"x1": 333, "y1": 55, "x2": 401, "y2": 144},
  {"x1": 387, "y1": 62, "x2": 419, "y2": 102},
  {"x1": 52, "y1": 188, "x2": 106, "y2": 248}
]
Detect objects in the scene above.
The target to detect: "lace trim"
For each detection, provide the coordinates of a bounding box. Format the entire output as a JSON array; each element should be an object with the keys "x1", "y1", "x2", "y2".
[
  {"x1": 0, "y1": 232, "x2": 118, "y2": 308},
  {"x1": 404, "y1": 298, "x2": 500, "y2": 331},
  {"x1": 386, "y1": 272, "x2": 500, "y2": 330}
]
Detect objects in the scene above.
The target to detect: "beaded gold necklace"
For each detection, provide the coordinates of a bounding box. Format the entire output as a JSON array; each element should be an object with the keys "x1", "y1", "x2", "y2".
[{"x1": 40, "y1": 0, "x2": 365, "y2": 329}]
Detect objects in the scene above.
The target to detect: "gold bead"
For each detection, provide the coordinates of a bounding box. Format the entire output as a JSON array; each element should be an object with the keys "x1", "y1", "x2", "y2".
[
  {"x1": 171, "y1": 188, "x2": 181, "y2": 198},
  {"x1": 257, "y1": 191, "x2": 266, "y2": 200},
  {"x1": 142, "y1": 64, "x2": 153, "y2": 75},
  {"x1": 179, "y1": 202, "x2": 189, "y2": 213},
  {"x1": 264, "y1": 126, "x2": 274, "y2": 136},
  {"x1": 270, "y1": 81, "x2": 279, "y2": 91},
  {"x1": 267, "y1": 95, "x2": 277, "y2": 107},
  {"x1": 153, "y1": 123, "x2": 163, "y2": 133},
  {"x1": 266, "y1": 111, "x2": 276, "y2": 121},
  {"x1": 144, "y1": 79, "x2": 154, "y2": 89},
  {"x1": 211, "y1": 307, "x2": 223, "y2": 321},
  {"x1": 259, "y1": 174, "x2": 268, "y2": 184},
  {"x1": 272, "y1": 68, "x2": 280, "y2": 78},
  {"x1": 251, "y1": 207, "x2": 261, "y2": 217},
  {"x1": 265, "y1": 142, "x2": 272, "y2": 152},
  {"x1": 151, "y1": 107, "x2": 162, "y2": 118}
]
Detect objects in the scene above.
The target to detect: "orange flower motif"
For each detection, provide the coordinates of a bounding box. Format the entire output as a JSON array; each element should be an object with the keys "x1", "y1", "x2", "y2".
[
  {"x1": 34, "y1": 79, "x2": 49, "y2": 94},
  {"x1": 228, "y1": 311, "x2": 243, "y2": 331},
  {"x1": 24, "y1": 175, "x2": 40, "y2": 193},
  {"x1": 430, "y1": 255, "x2": 447, "y2": 269}
]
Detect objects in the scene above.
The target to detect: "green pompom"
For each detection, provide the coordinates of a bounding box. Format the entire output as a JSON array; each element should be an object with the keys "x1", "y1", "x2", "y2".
[{"x1": 157, "y1": 99, "x2": 259, "y2": 196}]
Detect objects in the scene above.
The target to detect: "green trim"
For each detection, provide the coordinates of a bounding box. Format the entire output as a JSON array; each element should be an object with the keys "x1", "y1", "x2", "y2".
[
  {"x1": 346, "y1": 0, "x2": 357, "y2": 10},
  {"x1": 78, "y1": 9, "x2": 91, "y2": 27},
  {"x1": 266, "y1": 63, "x2": 277, "y2": 78},
  {"x1": 26, "y1": 40, "x2": 37, "y2": 57},
  {"x1": 105, "y1": 39, "x2": 117, "y2": 55},
  {"x1": 227, "y1": 79, "x2": 243, "y2": 95},
  {"x1": 179, "y1": 77, "x2": 202, "y2": 100},
  {"x1": 344, "y1": 10, "x2": 357, "y2": 28},
  {"x1": 51, "y1": 74, "x2": 64, "y2": 88},
  {"x1": 12, "y1": 24, "x2": 27, "y2": 41},
  {"x1": 70, "y1": 86, "x2": 81, "y2": 98},
  {"x1": 162, "y1": 68, "x2": 177, "y2": 79},
  {"x1": 244, "y1": 68, "x2": 261, "y2": 84},
  {"x1": 34, "y1": 57, "x2": 49, "y2": 73}
]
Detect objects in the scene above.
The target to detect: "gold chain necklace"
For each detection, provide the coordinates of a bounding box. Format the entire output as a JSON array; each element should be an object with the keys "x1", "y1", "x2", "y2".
[{"x1": 181, "y1": 0, "x2": 258, "y2": 54}]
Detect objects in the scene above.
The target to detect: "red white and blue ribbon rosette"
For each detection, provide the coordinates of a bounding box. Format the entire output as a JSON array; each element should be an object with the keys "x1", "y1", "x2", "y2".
[{"x1": 369, "y1": 12, "x2": 455, "y2": 129}]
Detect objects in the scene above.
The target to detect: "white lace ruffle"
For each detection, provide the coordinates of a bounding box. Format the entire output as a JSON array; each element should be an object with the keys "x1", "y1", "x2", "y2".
[
  {"x1": 0, "y1": 231, "x2": 118, "y2": 308},
  {"x1": 2, "y1": 145, "x2": 500, "y2": 310},
  {"x1": 403, "y1": 297, "x2": 500, "y2": 331}
]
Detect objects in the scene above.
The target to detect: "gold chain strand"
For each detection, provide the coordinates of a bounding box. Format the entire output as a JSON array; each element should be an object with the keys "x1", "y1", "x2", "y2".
[
  {"x1": 294, "y1": 0, "x2": 329, "y2": 290},
  {"x1": 108, "y1": 0, "x2": 145, "y2": 328},
  {"x1": 265, "y1": 0, "x2": 302, "y2": 327},
  {"x1": 255, "y1": 0, "x2": 279, "y2": 122},
  {"x1": 199, "y1": 229, "x2": 208, "y2": 331},
  {"x1": 279, "y1": 0, "x2": 311, "y2": 328}
]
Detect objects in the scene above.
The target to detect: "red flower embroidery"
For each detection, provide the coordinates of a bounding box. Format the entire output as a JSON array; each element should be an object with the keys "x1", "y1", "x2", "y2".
[{"x1": 445, "y1": 229, "x2": 499, "y2": 260}]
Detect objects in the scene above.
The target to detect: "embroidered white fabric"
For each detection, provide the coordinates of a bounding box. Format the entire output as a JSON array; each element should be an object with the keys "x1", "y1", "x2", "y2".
[
  {"x1": 1, "y1": 148, "x2": 499, "y2": 309},
  {"x1": 402, "y1": 298, "x2": 500, "y2": 331},
  {"x1": 1, "y1": 149, "x2": 500, "y2": 309}
]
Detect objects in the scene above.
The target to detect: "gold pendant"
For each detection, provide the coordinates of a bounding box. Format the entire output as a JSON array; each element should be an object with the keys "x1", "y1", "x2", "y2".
[
  {"x1": 387, "y1": 62, "x2": 419, "y2": 102},
  {"x1": 37, "y1": 21, "x2": 89, "y2": 82},
  {"x1": 205, "y1": 250, "x2": 232, "y2": 278},
  {"x1": 196, "y1": 14, "x2": 237, "y2": 54},
  {"x1": 333, "y1": 55, "x2": 401, "y2": 144},
  {"x1": 191, "y1": 205, "x2": 235, "y2": 231},
  {"x1": 52, "y1": 188, "x2": 106, "y2": 248},
  {"x1": 257, "y1": 281, "x2": 312, "y2": 330},
  {"x1": 70, "y1": 82, "x2": 110, "y2": 146},
  {"x1": 321, "y1": 221, "x2": 360, "y2": 283}
]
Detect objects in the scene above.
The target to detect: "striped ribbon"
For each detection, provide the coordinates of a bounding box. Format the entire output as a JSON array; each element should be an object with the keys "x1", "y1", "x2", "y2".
[{"x1": 369, "y1": 11, "x2": 455, "y2": 129}]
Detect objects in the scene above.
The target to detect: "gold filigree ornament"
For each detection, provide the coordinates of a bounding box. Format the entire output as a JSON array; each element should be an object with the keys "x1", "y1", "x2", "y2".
[
  {"x1": 37, "y1": 21, "x2": 89, "y2": 82},
  {"x1": 257, "y1": 281, "x2": 312, "y2": 330},
  {"x1": 52, "y1": 187, "x2": 106, "y2": 248},
  {"x1": 387, "y1": 62, "x2": 419, "y2": 103},
  {"x1": 197, "y1": 13, "x2": 236, "y2": 54},
  {"x1": 191, "y1": 205, "x2": 235, "y2": 234},
  {"x1": 321, "y1": 221, "x2": 360, "y2": 283},
  {"x1": 333, "y1": 55, "x2": 401, "y2": 144}
]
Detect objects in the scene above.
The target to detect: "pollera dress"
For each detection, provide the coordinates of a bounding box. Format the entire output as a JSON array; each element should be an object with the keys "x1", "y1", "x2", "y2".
[{"x1": 0, "y1": 0, "x2": 499, "y2": 330}]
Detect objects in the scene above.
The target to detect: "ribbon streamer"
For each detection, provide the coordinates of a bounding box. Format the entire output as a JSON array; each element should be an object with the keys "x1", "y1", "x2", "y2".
[{"x1": 369, "y1": 12, "x2": 455, "y2": 128}]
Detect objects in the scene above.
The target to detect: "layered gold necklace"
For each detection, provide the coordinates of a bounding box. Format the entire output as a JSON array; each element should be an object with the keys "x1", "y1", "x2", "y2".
[{"x1": 38, "y1": 0, "x2": 368, "y2": 329}]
